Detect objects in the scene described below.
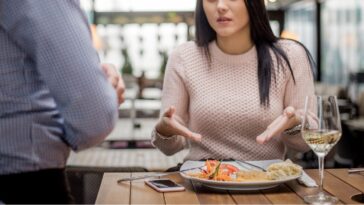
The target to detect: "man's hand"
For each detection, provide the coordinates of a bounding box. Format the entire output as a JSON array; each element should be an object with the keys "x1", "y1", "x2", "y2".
[{"x1": 101, "y1": 64, "x2": 125, "y2": 105}]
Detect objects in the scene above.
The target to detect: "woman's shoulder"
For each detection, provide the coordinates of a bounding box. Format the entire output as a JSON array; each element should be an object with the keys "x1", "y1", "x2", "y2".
[
  {"x1": 167, "y1": 41, "x2": 205, "y2": 73},
  {"x1": 276, "y1": 39, "x2": 307, "y2": 58},
  {"x1": 276, "y1": 39, "x2": 314, "y2": 78},
  {"x1": 171, "y1": 41, "x2": 203, "y2": 59}
]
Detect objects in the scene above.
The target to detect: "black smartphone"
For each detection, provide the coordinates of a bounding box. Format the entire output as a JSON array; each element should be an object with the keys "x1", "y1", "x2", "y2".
[{"x1": 145, "y1": 179, "x2": 185, "y2": 192}]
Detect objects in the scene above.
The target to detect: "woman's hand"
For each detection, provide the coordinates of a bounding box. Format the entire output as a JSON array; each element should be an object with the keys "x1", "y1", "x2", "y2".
[
  {"x1": 256, "y1": 106, "x2": 303, "y2": 144},
  {"x1": 156, "y1": 106, "x2": 202, "y2": 142},
  {"x1": 101, "y1": 63, "x2": 125, "y2": 105}
]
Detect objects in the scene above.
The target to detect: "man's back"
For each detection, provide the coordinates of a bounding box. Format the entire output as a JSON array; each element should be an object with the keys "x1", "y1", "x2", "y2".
[{"x1": 0, "y1": 0, "x2": 118, "y2": 175}]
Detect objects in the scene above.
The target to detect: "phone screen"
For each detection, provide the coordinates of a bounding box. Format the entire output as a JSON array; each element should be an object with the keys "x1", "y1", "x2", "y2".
[{"x1": 149, "y1": 179, "x2": 180, "y2": 188}]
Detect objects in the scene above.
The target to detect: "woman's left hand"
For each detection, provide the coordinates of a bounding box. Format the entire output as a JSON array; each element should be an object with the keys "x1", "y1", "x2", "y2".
[{"x1": 256, "y1": 106, "x2": 303, "y2": 144}]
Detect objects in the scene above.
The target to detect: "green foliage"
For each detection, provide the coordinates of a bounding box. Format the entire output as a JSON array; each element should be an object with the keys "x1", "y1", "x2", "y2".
[
  {"x1": 121, "y1": 48, "x2": 133, "y2": 75},
  {"x1": 159, "y1": 51, "x2": 168, "y2": 78}
]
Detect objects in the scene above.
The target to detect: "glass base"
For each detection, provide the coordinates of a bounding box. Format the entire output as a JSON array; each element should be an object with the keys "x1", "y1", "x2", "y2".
[{"x1": 304, "y1": 193, "x2": 338, "y2": 204}]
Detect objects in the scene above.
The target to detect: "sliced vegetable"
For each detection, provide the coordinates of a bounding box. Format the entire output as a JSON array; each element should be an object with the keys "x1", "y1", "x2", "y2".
[
  {"x1": 220, "y1": 164, "x2": 239, "y2": 174},
  {"x1": 208, "y1": 160, "x2": 222, "y2": 180}
]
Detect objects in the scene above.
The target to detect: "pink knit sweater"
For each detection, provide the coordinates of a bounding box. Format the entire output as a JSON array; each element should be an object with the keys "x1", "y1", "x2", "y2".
[{"x1": 152, "y1": 40, "x2": 314, "y2": 161}]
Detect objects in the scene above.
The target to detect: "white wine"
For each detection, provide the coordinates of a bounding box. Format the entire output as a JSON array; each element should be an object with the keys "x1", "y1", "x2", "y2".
[
  {"x1": 301, "y1": 96, "x2": 341, "y2": 204},
  {"x1": 302, "y1": 129, "x2": 342, "y2": 155}
]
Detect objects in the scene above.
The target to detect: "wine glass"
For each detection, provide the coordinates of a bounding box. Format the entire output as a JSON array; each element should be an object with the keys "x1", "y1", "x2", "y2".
[{"x1": 301, "y1": 95, "x2": 342, "y2": 204}]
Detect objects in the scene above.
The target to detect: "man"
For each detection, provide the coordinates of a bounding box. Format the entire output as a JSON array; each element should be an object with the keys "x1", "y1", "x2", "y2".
[{"x1": 0, "y1": 0, "x2": 124, "y2": 203}]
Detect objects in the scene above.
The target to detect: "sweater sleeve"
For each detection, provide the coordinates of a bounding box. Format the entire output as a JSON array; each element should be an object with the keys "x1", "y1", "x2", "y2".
[
  {"x1": 151, "y1": 47, "x2": 189, "y2": 156},
  {"x1": 280, "y1": 41, "x2": 314, "y2": 152}
]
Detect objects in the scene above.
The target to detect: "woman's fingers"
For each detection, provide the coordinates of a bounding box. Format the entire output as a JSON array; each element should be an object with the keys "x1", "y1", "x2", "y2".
[
  {"x1": 266, "y1": 107, "x2": 294, "y2": 130},
  {"x1": 163, "y1": 106, "x2": 175, "y2": 118},
  {"x1": 173, "y1": 122, "x2": 202, "y2": 142},
  {"x1": 267, "y1": 115, "x2": 283, "y2": 129},
  {"x1": 257, "y1": 116, "x2": 290, "y2": 144},
  {"x1": 257, "y1": 107, "x2": 300, "y2": 144},
  {"x1": 283, "y1": 106, "x2": 295, "y2": 117},
  {"x1": 256, "y1": 131, "x2": 269, "y2": 144},
  {"x1": 159, "y1": 106, "x2": 202, "y2": 142},
  {"x1": 161, "y1": 115, "x2": 202, "y2": 142}
]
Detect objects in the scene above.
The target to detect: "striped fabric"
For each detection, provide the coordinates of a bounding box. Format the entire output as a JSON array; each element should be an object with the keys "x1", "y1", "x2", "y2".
[{"x1": 0, "y1": 0, "x2": 118, "y2": 175}]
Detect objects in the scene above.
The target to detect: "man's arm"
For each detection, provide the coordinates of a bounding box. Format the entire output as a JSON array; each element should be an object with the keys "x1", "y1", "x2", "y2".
[{"x1": 0, "y1": 0, "x2": 118, "y2": 150}]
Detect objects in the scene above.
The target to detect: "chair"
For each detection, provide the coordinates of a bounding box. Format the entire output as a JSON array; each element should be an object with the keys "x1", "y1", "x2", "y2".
[
  {"x1": 345, "y1": 72, "x2": 364, "y2": 104},
  {"x1": 66, "y1": 166, "x2": 147, "y2": 204},
  {"x1": 335, "y1": 72, "x2": 364, "y2": 167},
  {"x1": 66, "y1": 148, "x2": 148, "y2": 204}
]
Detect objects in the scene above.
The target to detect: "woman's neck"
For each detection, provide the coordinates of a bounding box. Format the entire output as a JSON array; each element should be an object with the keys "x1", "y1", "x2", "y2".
[{"x1": 216, "y1": 28, "x2": 254, "y2": 55}]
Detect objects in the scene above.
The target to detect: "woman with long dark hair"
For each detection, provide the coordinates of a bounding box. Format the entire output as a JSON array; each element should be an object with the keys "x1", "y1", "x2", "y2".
[{"x1": 151, "y1": 0, "x2": 315, "y2": 161}]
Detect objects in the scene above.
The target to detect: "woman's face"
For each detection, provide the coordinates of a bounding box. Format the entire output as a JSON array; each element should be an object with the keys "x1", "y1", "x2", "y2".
[{"x1": 203, "y1": 0, "x2": 250, "y2": 38}]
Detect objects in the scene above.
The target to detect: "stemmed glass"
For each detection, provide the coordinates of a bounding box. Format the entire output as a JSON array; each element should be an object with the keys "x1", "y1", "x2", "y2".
[{"x1": 301, "y1": 95, "x2": 342, "y2": 204}]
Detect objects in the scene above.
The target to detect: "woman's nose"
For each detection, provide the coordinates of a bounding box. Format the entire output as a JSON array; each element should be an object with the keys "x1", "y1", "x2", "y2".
[{"x1": 217, "y1": 0, "x2": 228, "y2": 13}]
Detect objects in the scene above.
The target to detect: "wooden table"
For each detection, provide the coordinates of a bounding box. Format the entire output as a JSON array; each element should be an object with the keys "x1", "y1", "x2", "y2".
[{"x1": 96, "y1": 169, "x2": 364, "y2": 204}]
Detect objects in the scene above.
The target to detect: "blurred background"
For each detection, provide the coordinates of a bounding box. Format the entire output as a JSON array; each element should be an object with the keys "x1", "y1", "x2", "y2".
[{"x1": 65, "y1": 0, "x2": 364, "y2": 203}]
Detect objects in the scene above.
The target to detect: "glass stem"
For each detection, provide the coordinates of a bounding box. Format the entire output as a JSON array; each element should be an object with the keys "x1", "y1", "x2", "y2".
[{"x1": 318, "y1": 155, "x2": 325, "y2": 196}]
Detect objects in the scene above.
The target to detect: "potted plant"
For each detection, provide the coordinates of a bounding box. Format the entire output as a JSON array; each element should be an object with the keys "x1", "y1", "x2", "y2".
[
  {"x1": 159, "y1": 50, "x2": 168, "y2": 79},
  {"x1": 121, "y1": 48, "x2": 136, "y2": 89}
]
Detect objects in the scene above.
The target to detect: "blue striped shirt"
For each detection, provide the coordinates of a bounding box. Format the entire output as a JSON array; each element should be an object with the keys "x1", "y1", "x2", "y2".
[{"x1": 0, "y1": 0, "x2": 118, "y2": 175}]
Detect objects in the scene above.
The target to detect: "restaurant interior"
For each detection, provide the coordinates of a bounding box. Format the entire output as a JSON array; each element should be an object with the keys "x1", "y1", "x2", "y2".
[{"x1": 59, "y1": 0, "x2": 364, "y2": 203}]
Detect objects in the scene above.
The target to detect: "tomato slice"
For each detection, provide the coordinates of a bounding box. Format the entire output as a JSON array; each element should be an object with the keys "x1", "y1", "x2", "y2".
[
  {"x1": 220, "y1": 164, "x2": 239, "y2": 173},
  {"x1": 204, "y1": 160, "x2": 239, "y2": 176}
]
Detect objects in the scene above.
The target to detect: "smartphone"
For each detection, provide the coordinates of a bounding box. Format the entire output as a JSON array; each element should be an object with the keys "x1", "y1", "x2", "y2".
[{"x1": 145, "y1": 179, "x2": 185, "y2": 192}]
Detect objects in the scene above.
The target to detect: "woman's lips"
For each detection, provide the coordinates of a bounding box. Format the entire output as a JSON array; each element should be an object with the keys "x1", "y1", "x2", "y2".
[{"x1": 217, "y1": 17, "x2": 232, "y2": 24}]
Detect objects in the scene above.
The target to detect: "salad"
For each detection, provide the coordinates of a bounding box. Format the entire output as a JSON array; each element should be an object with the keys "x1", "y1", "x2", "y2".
[{"x1": 186, "y1": 160, "x2": 302, "y2": 182}]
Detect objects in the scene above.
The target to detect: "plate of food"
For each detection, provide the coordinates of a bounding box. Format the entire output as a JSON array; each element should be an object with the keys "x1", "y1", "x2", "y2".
[{"x1": 180, "y1": 159, "x2": 302, "y2": 190}]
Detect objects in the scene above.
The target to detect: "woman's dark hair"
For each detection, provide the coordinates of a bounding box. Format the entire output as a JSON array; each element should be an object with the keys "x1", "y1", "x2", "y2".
[{"x1": 195, "y1": 0, "x2": 315, "y2": 106}]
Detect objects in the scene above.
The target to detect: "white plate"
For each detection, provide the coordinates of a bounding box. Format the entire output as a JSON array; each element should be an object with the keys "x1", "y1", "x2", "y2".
[{"x1": 180, "y1": 160, "x2": 301, "y2": 191}]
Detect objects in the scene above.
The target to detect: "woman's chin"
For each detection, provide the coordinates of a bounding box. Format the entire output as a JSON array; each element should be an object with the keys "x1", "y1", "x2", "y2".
[
  {"x1": 216, "y1": 31, "x2": 235, "y2": 38},
  {"x1": 215, "y1": 28, "x2": 239, "y2": 38}
]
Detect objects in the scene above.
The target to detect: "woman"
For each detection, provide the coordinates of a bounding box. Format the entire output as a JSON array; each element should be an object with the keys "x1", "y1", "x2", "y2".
[{"x1": 151, "y1": 0, "x2": 315, "y2": 161}]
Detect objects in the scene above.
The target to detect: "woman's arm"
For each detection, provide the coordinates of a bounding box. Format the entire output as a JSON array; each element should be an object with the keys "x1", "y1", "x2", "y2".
[
  {"x1": 280, "y1": 41, "x2": 315, "y2": 152},
  {"x1": 256, "y1": 40, "x2": 314, "y2": 152},
  {"x1": 151, "y1": 47, "x2": 200, "y2": 156}
]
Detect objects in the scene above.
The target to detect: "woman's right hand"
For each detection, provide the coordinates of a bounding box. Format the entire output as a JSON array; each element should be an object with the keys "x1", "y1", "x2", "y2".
[{"x1": 155, "y1": 106, "x2": 202, "y2": 142}]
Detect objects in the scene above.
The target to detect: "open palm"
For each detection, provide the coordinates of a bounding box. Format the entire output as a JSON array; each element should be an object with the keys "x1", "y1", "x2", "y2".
[{"x1": 156, "y1": 106, "x2": 202, "y2": 142}]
